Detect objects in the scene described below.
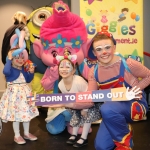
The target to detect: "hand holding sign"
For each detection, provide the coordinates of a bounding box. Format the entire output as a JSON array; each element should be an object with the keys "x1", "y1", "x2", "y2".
[
  {"x1": 126, "y1": 86, "x2": 142, "y2": 100},
  {"x1": 28, "y1": 87, "x2": 143, "y2": 106}
]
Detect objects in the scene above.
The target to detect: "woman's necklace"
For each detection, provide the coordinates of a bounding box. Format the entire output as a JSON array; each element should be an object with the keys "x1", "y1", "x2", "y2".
[
  {"x1": 63, "y1": 76, "x2": 74, "y2": 92},
  {"x1": 64, "y1": 82, "x2": 72, "y2": 92}
]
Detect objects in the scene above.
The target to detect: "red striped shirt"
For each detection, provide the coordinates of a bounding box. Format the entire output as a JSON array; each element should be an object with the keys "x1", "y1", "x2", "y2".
[{"x1": 88, "y1": 58, "x2": 150, "y2": 91}]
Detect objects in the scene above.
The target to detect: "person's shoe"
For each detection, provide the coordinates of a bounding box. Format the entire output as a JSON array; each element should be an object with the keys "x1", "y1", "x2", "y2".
[
  {"x1": 66, "y1": 135, "x2": 77, "y2": 145},
  {"x1": 73, "y1": 138, "x2": 88, "y2": 148},
  {"x1": 114, "y1": 125, "x2": 133, "y2": 150},
  {"x1": 24, "y1": 133, "x2": 37, "y2": 141},
  {"x1": 14, "y1": 136, "x2": 26, "y2": 144}
]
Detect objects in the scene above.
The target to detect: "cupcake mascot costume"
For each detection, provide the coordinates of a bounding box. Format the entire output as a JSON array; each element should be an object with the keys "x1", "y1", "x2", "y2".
[{"x1": 0, "y1": 29, "x2": 39, "y2": 144}]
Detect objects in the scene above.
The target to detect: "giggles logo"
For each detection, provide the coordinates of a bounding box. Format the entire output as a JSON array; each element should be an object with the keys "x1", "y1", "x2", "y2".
[{"x1": 86, "y1": 21, "x2": 136, "y2": 36}]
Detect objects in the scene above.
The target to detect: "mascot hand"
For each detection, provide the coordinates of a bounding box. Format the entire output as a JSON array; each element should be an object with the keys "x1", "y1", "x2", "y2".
[{"x1": 49, "y1": 65, "x2": 59, "y2": 80}]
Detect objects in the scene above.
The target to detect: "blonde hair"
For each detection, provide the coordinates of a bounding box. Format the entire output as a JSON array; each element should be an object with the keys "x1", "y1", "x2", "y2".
[{"x1": 12, "y1": 11, "x2": 27, "y2": 25}]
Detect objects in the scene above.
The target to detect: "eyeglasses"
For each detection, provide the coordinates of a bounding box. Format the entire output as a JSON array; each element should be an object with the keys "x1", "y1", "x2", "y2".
[{"x1": 94, "y1": 45, "x2": 112, "y2": 53}]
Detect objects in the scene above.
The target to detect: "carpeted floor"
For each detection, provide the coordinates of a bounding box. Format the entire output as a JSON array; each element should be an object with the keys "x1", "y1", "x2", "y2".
[{"x1": 0, "y1": 108, "x2": 150, "y2": 150}]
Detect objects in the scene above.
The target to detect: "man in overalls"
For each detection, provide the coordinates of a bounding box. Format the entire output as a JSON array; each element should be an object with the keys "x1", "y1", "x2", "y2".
[{"x1": 87, "y1": 32, "x2": 149, "y2": 150}]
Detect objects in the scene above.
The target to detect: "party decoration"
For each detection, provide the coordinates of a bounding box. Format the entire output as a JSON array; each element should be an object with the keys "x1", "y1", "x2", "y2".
[
  {"x1": 86, "y1": 9, "x2": 92, "y2": 16},
  {"x1": 87, "y1": 0, "x2": 102, "y2": 5},
  {"x1": 135, "y1": 15, "x2": 140, "y2": 21},
  {"x1": 124, "y1": 0, "x2": 138, "y2": 4},
  {"x1": 88, "y1": 0, "x2": 94, "y2": 4},
  {"x1": 131, "y1": 12, "x2": 136, "y2": 19},
  {"x1": 110, "y1": 6, "x2": 115, "y2": 13},
  {"x1": 6, "y1": 28, "x2": 28, "y2": 62}
]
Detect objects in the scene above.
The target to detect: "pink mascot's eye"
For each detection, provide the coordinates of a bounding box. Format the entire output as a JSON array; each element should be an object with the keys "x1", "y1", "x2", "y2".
[{"x1": 51, "y1": 51, "x2": 58, "y2": 57}]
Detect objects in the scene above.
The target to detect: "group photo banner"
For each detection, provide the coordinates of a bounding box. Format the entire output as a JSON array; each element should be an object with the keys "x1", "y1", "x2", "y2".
[
  {"x1": 28, "y1": 87, "x2": 141, "y2": 106},
  {"x1": 80, "y1": 0, "x2": 143, "y2": 66}
]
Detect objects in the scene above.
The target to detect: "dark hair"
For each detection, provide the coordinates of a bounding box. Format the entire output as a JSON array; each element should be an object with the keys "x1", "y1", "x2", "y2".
[
  {"x1": 75, "y1": 62, "x2": 87, "y2": 82},
  {"x1": 58, "y1": 58, "x2": 87, "y2": 93},
  {"x1": 58, "y1": 58, "x2": 75, "y2": 93},
  {"x1": 9, "y1": 47, "x2": 19, "y2": 52}
]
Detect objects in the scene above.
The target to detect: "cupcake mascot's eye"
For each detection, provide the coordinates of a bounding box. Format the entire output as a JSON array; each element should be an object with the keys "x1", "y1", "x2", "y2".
[{"x1": 51, "y1": 51, "x2": 58, "y2": 57}]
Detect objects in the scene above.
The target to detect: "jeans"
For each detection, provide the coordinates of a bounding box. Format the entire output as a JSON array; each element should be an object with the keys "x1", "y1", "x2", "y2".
[{"x1": 46, "y1": 110, "x2": 72, "y2": 135}]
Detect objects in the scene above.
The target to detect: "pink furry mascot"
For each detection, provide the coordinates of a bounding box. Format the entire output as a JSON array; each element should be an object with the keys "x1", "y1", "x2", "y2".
[{"x1": 33, "y1": 0, "x2": 91, "y2": 135}]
